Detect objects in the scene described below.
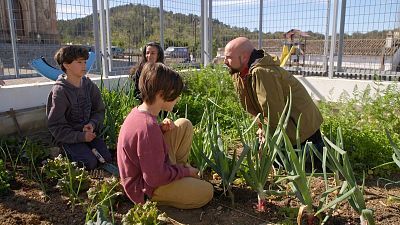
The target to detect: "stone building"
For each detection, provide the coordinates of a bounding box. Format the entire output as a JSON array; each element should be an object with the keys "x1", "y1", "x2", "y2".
[{"x1": 0, "y1": 0, "x2": 59, "y2": 43}]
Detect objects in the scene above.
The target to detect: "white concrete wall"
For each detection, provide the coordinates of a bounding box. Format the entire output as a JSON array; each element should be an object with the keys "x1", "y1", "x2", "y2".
[
  {"x1": 0, "y1": 74, "x2": 399, "y2": 136},
  {"x1": 295, "y1": 75, "x2": 399, "y2": 102},
  {"x1": 0, "y1": 75, "x2": 130, "y2": 113},
  {"x1": 1, "y1": 75, "x2": 398, "y2": 114}
]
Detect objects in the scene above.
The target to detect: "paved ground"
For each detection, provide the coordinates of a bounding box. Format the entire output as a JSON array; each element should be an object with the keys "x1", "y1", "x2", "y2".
[{"x1": 0, "y1": 73, "x2": 103, "y2": 86}]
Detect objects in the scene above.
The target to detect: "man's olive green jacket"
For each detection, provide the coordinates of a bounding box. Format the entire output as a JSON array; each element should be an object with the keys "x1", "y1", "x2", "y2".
[{"x1": 233, "y1": 53, "x2": 323, "y2": 143}]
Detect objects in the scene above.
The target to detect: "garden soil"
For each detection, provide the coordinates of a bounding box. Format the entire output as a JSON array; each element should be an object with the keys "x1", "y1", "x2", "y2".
[
  {"x1": 1, "y1": 131, "x2": 399, "y2": 225},
  {"x1": 0, "y1": 171, "x2": 399, "y2": 225}
]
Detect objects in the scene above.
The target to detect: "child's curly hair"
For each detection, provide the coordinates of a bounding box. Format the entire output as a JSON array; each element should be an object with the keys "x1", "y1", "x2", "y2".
[{"x1": 54, "y1": 45, "x2": 89, "y2": 72}]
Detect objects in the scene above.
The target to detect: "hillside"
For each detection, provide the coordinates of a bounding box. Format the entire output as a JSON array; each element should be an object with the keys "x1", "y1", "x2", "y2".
[
  {"x1": 57, "y1": 3, "x2": 394, "y2": 56},
  {"x1": 57, "y1": 4, "x2": 255, "y2": 55}
]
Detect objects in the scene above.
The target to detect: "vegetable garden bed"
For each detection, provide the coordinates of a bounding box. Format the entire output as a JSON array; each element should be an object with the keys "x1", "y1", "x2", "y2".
[{"x1": 1, "y1": 66, "x2": 400, "y2": 225}]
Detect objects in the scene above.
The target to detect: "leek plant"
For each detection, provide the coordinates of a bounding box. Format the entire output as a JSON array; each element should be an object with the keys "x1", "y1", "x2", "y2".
[
  {"x1": 264, "y1": 92, "x2": 355, "y2": 224},
  {"x1": 280, "y1": 130, "x2": 357, "y2": 225},
  {"x1": 0, "y1": 138, "x2": 26, "y2": 174},
  {"x1": 190, "y1": 107, "x2": 213, "y2": 178},
  {"x1": 200, "y1": 104, "x2": 248, "y2": 206},
  {"x1": 321, "y1": 128, "x2": 375, "y2": 225},
  {"x1": 238, "y1": 95, "x2": 293, "y2": 212}
]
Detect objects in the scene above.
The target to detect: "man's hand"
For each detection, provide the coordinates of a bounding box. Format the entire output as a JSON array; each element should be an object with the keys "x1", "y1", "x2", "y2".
[
  {"x1": 83, "y1": 123, "x2": 94, "y2": 133},
  {"x1": 256, "y1": 128, "x2": 265, "y2": 144},
  {"x1": 160, "y1": 118, "x2": 175, "y2": 133},
  {"x1": 84, "y1": 131, "x2": 96, "y2": 142}
]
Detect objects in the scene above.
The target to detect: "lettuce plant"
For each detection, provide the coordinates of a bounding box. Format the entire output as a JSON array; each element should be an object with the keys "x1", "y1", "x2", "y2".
[{"x1": 122, "y1": 201, "x2": 166, "y2": 225}]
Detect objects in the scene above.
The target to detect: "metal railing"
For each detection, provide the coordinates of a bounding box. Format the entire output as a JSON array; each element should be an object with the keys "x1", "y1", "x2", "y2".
[{"x1": 0, "y1": 0, "x2": 399, "y2": 80}]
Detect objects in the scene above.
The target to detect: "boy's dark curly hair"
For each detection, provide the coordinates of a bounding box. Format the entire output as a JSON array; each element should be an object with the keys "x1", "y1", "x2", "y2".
[{"x1": 54, "y1": 45, "x2": 89, "y2": 72}]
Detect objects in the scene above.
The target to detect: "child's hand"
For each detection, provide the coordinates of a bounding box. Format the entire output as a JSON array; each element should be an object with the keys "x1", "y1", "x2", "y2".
[
  {"x1": 83, "y1": 123, "x2": 94, "y2": 133},
  {"x1": 84, "y1": 131, "x2": 96, "y2": 142},
  {"x1": 160, "y1": 118, "x2": 175, "y2": 133},
  {"x1": 186, "y1": 165, "x2": 200, "y2": 178}
]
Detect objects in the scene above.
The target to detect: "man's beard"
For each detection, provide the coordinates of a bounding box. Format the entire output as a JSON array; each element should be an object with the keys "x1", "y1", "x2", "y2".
[{"x1": 227, "y1": 66, "x2": 240, "y2": 75}]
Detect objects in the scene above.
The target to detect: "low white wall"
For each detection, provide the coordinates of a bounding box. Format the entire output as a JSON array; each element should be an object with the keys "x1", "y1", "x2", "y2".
[
  {"x1": 0, "y1": 74, "x2": 398, "y2": 136},
  {"x1": 0, "y1": 75, "x2": 130, "y2": 113},
  {"x1": 295, "y1": 75, "x2": 398, "y2": 102},
  {"x1": 1, "y1": 75, "x2": 398, "y2": 113},
  {"x1": 2, "y1": 75, "x2": 399, "y2": 113}
]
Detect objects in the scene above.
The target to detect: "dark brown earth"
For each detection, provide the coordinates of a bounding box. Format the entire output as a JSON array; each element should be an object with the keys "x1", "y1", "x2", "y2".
[
  {"x1": 0, "y1": 171, "x2": 399, "y2": 225},
  {"x1": 1, "y1": 131, "x2": 399, "y2": 225}
]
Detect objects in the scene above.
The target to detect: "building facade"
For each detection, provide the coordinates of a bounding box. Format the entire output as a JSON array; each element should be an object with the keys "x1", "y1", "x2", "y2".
[{"x1": 0, "y1": 0, "x2": 58, "y2": 43}]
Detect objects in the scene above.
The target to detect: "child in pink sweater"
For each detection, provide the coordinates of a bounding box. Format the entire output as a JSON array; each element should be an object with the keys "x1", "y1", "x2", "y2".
[{"x1": 117, "y1": 62, "x2": 213, "y2": 209}]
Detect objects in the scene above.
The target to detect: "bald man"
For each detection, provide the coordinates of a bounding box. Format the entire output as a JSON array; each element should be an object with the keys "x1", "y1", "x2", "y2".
[{"x1": 224, "y1": 37, "x2": 323, "y2": 149}]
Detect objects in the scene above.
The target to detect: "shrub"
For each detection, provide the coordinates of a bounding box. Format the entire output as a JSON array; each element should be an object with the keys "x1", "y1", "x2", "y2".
[
  {"x1": 319, "y1": 83, "x2": 400, "y2": 174},
  {"x1": 175, "y1": 66, "x2": 242, "y2": 136},
  {"x1": 0, "y1": 159, "x2": 10, "y2": 195}
]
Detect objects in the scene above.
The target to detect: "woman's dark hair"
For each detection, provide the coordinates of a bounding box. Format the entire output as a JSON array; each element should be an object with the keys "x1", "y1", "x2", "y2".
[
  {"x1": 131, "y1": 42, "x2": 165, "y2": 101},
  {"x1": 130, "y1": 42, "x2": 164, "y2": 75},
  {"x1": 139, "y1": 63, "x2": 183, "y2": 105},
  {"x1": 54, "y1": 45, "x2": 89, "y2": 72}
]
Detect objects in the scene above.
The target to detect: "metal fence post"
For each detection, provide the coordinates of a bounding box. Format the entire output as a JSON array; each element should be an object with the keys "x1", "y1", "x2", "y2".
[
  {"x1": 258, "y1": 0, "x2": 263, "y2": 49},
  {"x1": 329, "y1": 0, "x2": 339, "y2": 79},
  {"x1": 208, "y1": 0, "x2": 212, "y2": 62},
  {"x1": 92, "y1": 0, "x2": 101, "y2": 72},
  {"x1": 201, "y1": 0, "x2": 210, "y2": 66},
  {"x1": 323, "y1": 0, "x2": 331, "y2": 75},
  {"x1": 6, "y1": 0, "x2": 19, "y2": 78},
  {"x1": 160, "y1": 0, "x2": 164, "y2": 50},
  {"x1": 98, "y1": 0, "x2": 109, "y2": 78},
  {"x1": 105, "y1": 0, "x2": 112, "y2": 72},
  {"x1": 337, "y1": 0, "x2": 347, "y2": 71}
]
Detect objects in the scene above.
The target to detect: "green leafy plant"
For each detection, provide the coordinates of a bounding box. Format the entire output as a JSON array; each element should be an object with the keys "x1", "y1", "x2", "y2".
[
  {"x1": 101, "y1": 78, "x2": 139, "y2": 149},
  {"x1": 190, "y1": 107, "x2": 212, "y2": 177},
  {"x1": 0, "y1": 159, "x2": 11, "y2": 195},
  {"x1": 42, "y1": 154, "x2": 90, "y2": 208},
  {"x1": 238, "y1": 98, "x2": 289, "y2": 212},
  {"x1": 121, "y1": 201, "x2": 167, "y2": 225},
  {"x1": 200, "y1": 103, "x2": 248, "y2": 206},
  {"x1": 373, "y1": 130, "x2": 400, "y2": 204},
  {"x1": 319, "y1": 83, "x2": 400, "y2": 174},
  {"x1": 56, "y1": 160, "x2": 90, "y2": 208},
  {"x1": 0, "y1": 137, "x2": 26, "y2": 174},
  {"x1": 41, "y1": 154, "x2": 71, "y2": 182},
  {"x1": 321, "y1": 128, "x2": 375, "y2": 225},
  {"x1": 22, "y1": 139, "x2": 49, "y2": 166},
  {"x1": 176, "y1": 66, "x2": 242, "y2": 134},
  {"x1": 86, "y1": 206, "x2": 113, "y2": 225},
  {"x1": 86, "y1": 177, "x2": 123, "y2": 223}
]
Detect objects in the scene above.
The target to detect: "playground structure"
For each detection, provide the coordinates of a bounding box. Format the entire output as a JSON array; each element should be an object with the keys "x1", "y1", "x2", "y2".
[
  {"x1": 29, "y1": 52, "x2": 97, "y2": 81},
  {"x1": 279, "y1": 29, "x2": 309, "y2": 67}
]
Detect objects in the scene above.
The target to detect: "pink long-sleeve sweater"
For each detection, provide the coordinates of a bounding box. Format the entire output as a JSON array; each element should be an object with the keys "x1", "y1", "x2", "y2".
[{"x1": 117, "y1": 107, "x2": 190, "y2": 203}]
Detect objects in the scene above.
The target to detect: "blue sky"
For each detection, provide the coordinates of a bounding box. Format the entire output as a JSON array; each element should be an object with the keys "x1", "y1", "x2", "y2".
[{"x1": 56, "y1": 0, "x2": 400, "y2": 35}]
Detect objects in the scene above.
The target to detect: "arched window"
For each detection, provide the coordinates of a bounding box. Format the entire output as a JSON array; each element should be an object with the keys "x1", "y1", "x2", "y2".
[{"x1": 12, "y1": 0, "x2": 24, "y2": 37}]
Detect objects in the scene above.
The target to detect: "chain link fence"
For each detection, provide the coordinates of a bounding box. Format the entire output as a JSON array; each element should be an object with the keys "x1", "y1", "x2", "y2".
[{"x1": 0, "y1": 0, "x2": 399, "y2": 80}]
